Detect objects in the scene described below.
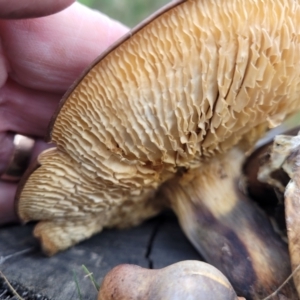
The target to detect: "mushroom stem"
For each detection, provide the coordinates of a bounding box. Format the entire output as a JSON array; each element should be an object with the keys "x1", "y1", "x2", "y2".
[{"x1": 159, "y1": 147, "x2": 297, "y2": 299}]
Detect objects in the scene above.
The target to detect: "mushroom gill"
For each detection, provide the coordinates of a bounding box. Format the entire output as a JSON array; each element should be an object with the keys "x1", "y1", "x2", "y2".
[{"x1": 16, "y1": 0, "x2": 300, "y2": 298}]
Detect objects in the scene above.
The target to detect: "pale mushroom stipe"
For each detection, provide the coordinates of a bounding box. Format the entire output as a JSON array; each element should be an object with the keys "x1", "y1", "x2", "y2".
[{"x1": 16, "y1": 0, "x2": 300, "y2": 299}]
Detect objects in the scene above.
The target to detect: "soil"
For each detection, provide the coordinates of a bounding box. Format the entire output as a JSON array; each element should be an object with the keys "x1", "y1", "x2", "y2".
[{"x1": 0, "y1": 278, "x2": 50, "y2": 300}]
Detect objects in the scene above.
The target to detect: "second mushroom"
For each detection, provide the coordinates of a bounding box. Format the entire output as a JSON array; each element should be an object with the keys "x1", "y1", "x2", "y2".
[{"x1": 16, "y1": 0, "x2": 300, "y2": 298}]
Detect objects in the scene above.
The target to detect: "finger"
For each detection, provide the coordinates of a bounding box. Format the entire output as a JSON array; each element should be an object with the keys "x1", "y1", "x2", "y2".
[
  {"x1": 0, "y1": 132, "x2": 14, "y2": 173},
  {"x1": 0, "y1": 181, "x2": 18, "y2": 225},
  {"x1": 0, "y1": 138, "x2": 51, "y2": 225},
  {"x1": 0, "y1": 52, "x2": 7, "y2": 88},
  {"x1": 0, "y1": 2, "x2": 129, "y2": 93},
  {"x1": 0, "y1": 0, "x2": 75, "y2": 19},
  {"x1": 0, "y1": 79, "x2": 61, "y2": 136}
]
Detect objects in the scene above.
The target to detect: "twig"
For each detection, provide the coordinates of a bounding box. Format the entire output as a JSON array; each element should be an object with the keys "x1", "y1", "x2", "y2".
[
  {"x1": 0, "y1": 247, "x2": 35, "y2": 265},
  {"x1": 0, "y1": 271, "x2": 24, "y2": 300},
  {"x1": 262, "y1": 264, "x2": 300, "y2": 300}
]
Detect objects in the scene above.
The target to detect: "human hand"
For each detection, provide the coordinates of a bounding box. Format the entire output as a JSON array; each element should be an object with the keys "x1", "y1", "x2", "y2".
[{"x1": 0, "y1": 0, "x2": 129, "y2": 225}]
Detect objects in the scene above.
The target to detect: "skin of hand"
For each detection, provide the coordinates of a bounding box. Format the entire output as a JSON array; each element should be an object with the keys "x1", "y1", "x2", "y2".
[{"x1": 0, "y1": 0, "x2": 129, "y2": 225}]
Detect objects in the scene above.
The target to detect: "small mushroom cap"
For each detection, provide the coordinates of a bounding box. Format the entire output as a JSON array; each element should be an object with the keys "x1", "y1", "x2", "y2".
[
  {"x1": 17, "y1": 0, "x2": 300, "y2": 253},
  {"x1": 98, "y1": 261, "x2": 241, "y2": 300}
]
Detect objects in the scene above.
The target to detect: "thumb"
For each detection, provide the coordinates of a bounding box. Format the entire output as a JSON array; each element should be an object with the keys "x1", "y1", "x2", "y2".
[{"x1": 0, "y1": 0, "x2": 75, "y2": 19}]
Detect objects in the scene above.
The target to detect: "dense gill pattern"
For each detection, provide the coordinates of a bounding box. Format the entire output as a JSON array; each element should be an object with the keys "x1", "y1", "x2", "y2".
[
  {"x1": 20, "y1": 149, "x2": 160, "y2": 225},
  {"x1": 18, "y1": 0, "x2": 300, "y2": 253},
  {"x1": 54, "y1": 0, "x2": 300, "y2": 172}
]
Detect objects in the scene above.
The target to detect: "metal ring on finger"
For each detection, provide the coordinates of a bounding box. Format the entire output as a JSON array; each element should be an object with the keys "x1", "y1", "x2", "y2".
[{"x1": 0, "y1": 134, "x2": 35, "y2": 182}]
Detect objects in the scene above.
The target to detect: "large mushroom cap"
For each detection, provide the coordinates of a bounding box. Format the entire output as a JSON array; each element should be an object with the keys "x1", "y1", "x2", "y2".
[{"x1": 17, "y1": 0, "x2": 300, "y2": 255}]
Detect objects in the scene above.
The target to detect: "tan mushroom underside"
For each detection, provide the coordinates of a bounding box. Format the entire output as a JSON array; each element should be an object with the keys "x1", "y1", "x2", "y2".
[{"x1": 18, "y1": 0, "x2": 300, "y2": 254}]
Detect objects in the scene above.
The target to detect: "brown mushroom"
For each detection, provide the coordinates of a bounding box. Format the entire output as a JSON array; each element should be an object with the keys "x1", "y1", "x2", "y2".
[
  {"x1": 256, "y1": 130, "x2": 300, "y2": 297},
  {"x1": 16, "y1": 0, "x2": 300, "y2": 298},
  {"x1": 97, "y1": 260, "x2": 245, "y2": 300},
  {"x1": 159, "y1": 147, "x2": 298, "y2": 299},
  {"x1": 242, "y1": 125, "x2": 300, "y2": 238}
]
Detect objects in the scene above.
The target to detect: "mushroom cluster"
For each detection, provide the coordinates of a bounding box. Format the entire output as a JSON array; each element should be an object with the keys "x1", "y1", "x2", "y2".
[{"x1": 16, "y1": 0, "x2": 300, "y2": 298}]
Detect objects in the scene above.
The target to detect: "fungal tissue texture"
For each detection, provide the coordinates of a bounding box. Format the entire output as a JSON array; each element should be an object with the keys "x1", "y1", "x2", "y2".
[{"x1": 19, "y1": 0, "x2": 300, "y2": 234}]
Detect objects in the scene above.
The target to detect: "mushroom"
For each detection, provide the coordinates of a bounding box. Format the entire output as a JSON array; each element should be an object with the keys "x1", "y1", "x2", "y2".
[
  {"x1": 242, "y1": 126, "x2": 300, "y2": 238},
  {"x1": 97, "y1": 260, "x2": 245, "y2": 300},
  {"x1": 254, "y1": 129, "x2": 300, "y2": 297},
  {"x1": 16, "y1": 0, "x2": 300, "y2": 298}
]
